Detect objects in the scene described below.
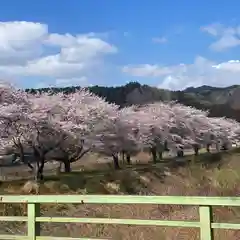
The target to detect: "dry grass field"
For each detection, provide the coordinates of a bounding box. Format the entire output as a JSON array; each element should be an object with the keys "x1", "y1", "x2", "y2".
[{"x1": 0, "y1": 149, "x2": 240, "y2": 239}]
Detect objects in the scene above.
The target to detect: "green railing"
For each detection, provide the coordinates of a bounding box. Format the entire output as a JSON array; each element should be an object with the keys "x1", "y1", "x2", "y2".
[{"x1": 0, "y1": 195, "x2": 240, "y2": 240}]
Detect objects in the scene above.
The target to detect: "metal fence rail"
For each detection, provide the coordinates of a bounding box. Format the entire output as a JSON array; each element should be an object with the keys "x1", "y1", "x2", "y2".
[{"x1": 0, "y1": 195, "x2": 240, "y2": 240}]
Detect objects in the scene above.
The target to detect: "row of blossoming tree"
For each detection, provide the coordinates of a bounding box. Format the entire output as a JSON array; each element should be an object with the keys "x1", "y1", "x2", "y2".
[{"x1": 0, "y1": 81, "x2": 240, "y2": 180}]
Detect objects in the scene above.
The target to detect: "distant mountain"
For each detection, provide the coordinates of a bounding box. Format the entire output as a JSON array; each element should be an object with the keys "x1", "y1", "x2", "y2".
[
  {"x1": 184, "y1": 85, "x2": 239, "y2": 93},
  {"x1": 26, "y1": 82, "x2": 240, "y2": 122}
]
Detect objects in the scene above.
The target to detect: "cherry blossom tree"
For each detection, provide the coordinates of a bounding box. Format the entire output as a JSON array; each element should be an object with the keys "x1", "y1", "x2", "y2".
[
  {"x1": 1, "y1": 80, "x2": 240, "y2": 178},
  {"x1": 135, "y1": 101, "x2": 240, "y2": 159},
  {"x1": 0, "y1": 85, "x2": 121, "y2": 176},
  {"x1": 0, "y1": 81, "x2": 31, "y2": 166},
  {"x1": 53, "y1": 89, "x2": 120, "y2": 170},
  {"x1": 28, "y1": 89, "x2": 120, "y2": 173},
  {"x1": 169, "y1": 103, "x2": 211, "y2": 155},
  {"x1": 0, "y1": 85, "x2": 69, "y2": 179},
  {"x1": 90, "y1": 104, "x2": 157, "y2": 168},
  {"x1": 136, "y1": 102, "x2": 183, "y2": 161},
  {"x1": 207, "y1": 117, "x2": 240, "y2": 151}
]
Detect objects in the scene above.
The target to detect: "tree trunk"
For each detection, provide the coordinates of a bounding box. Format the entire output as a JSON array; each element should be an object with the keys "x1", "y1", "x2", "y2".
[
  {"x1": 121, "y1": 151, "x2": 125, "y2": 163},
  {"x1": 221, "y1": 143, "x2": 228, "y2": 151},
  {"x1": 63, "y1": 160, "x2": 71, "y2": 173},
  {"x1": 151, "y1": 147, "x2": 157, "y2": 163},
  {"x1": 112, "y1": 154, "x2": 120, "y2": 169},
  {"x1": 158, "y1": 151, "x2": 163, "y2": 160},
  {"x1": 18, "y1": 143, "x2": 25, "y2": 163},
  {"x1": 164, "y1": 141, "x2": 170, "y2": 152},
  {"x1": 206, "y1": 144, "x2": 211, "y2": 152},
  {"x1": 14, "y1": 141, "x2": 34, "y2": 171},
  {"x1": 177, "y1": 150, "x2": 184, "y2": 157},
  {"x1": 126, "y1": 153, "x2": 131, "y2": 164},
  {"x1": 33, "y1": 148, "x2": 45, "y2": 181},
  {"x1": 216, "y1": 143, "x2": 220, "y2": 152},
  {"x1": 36, "y1": 161, "x2": 44, "y2": 181},
  {"x1": 194, "y1": 145, "x2": 199, "y2": 156}
]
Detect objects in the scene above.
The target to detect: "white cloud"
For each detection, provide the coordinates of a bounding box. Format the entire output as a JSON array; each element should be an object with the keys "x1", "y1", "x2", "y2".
[
  {"x1": 35, "y1": 77, "x2": 88, "y2": 89},
  {"x1": 0, "y1": 21, "x2": 117, "y2": 87},
  {"x1": 122, "y1": 64, "x2": 172, "y2": 77},
  {"x1": 0, "y1": 21, "x2": 48, "y2": 65},
  {"x1": 201, "y1": 23, "x2": 240, "y2": 51},
  {"x1": 122, "y1": 56, "x2": 240, "y2": 90},
  {"x1": 201, "y1": 23, "x2": 225, "y2": 36},
  {"x1": 212, "y1": 60, "x2": 240, "y2": 72},
  {"x1": 152, "y1": 37, "x2": 167, "y2": 43},
  {"x1": 55, "y1": 77, "x2": 88, "y2": 87}
]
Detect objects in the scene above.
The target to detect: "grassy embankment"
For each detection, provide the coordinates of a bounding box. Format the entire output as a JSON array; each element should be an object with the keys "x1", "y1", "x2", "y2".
[{"x1": 0, "y1": 149, "x2": 240, "y2": 239}]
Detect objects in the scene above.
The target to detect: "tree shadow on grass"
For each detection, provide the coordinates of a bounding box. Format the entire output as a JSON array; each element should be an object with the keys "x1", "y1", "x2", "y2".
[
  {"x1": 195, "y1": 152, "x2": 225, "y2": 169},
  {"x1": 43, "y1": 169, "x2": 114, "y2": 193}
]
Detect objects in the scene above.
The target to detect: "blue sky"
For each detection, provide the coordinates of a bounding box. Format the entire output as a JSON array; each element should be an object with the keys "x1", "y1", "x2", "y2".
[{"x1": 0, "y1": 0, "x2": 240, "y2": 90}]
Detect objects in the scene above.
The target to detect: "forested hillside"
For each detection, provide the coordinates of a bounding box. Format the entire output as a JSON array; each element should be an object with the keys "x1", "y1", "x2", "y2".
[{"x1": 26, "y1": 82, "x2": 240, "y2": 121}]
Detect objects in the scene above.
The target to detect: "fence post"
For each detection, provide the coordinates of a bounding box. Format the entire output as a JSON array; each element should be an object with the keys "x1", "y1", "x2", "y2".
[
  {"x1": 199, "y1": 205, "x2": 214, "y2": 240},
  {"x1": 27, "y1": 202, "x2": 40, "y2": 240}
]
